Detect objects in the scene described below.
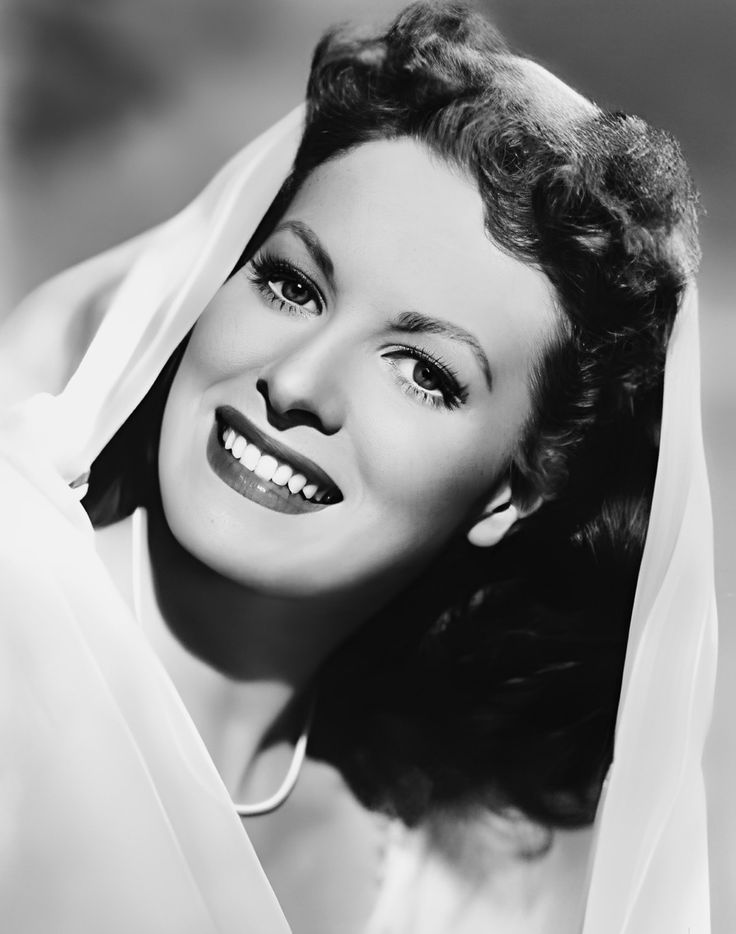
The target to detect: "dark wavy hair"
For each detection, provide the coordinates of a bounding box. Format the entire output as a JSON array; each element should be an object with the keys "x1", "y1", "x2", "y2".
[{"x1": 83, "y1": 3, "x2": 700, "y2": 832}]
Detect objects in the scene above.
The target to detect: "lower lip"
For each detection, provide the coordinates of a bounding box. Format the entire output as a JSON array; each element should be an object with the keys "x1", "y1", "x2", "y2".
[{"x1": 205, "y1": 420, "x2": 329, "y2": 515}]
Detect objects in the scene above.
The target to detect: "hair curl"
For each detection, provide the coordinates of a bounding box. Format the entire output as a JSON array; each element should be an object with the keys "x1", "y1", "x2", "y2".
[
  {"x1": 84, "y1": 2, "x2": 700, "y2": 832},
  {"x1": 285, "y1": 2, "x2": 700, "y2": 828}
]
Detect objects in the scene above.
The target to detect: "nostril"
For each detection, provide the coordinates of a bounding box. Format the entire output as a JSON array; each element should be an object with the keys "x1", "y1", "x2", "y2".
[
  {"x1": 256, "y1": 377, "x2": 274, "y2": 412},
  {"x1": 256, "y1": 377, "x2": 335, "y2": 434}
]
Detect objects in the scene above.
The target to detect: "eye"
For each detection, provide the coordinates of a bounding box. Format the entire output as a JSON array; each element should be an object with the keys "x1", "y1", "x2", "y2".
[
  {"x1": 267, "y1": 275, "x2": 320, "y2": 314},
  {"x1": 383, "y1": 347, "x2": 467, "y2": 410},
  {"x1": 247, "y1": 253, "x2": 323, "y2": 316},
  {"x1": 392, "y1": 356, "x2": 444, "y2": 397}
]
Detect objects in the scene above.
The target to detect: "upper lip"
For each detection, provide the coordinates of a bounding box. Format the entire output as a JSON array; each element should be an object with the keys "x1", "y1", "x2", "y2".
[{"x1": 216, "y1": 405, "x2": 341, "y2": 495}]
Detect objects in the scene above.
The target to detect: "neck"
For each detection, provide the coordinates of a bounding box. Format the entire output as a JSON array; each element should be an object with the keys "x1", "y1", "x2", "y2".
[{"x1": 134, "y1": 501, "x2": 375, "y2": 797}]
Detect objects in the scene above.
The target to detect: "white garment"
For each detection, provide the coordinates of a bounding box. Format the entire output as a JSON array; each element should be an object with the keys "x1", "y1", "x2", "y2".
[{"x1": 0, "y1": 106, "x2": 717, "y2": 933}]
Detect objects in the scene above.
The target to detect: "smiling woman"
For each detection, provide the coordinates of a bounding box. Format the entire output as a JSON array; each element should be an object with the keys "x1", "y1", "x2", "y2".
[
  {"x1": 0, "y1": 3, "x2": 716, "y2": 934},
  {"x1": 158, "y1": 138, "x2": 553, "y2": 603}
]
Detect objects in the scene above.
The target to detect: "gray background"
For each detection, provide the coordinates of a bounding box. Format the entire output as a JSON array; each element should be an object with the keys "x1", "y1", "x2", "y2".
[{"x1": 1, "y1": 1, "x2": 733, "y2": 928}]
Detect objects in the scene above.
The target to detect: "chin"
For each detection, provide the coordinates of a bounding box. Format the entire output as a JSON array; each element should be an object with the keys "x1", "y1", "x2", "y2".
[{"x1": 159, "y1": 489, "x2": 337, "y2": 599}]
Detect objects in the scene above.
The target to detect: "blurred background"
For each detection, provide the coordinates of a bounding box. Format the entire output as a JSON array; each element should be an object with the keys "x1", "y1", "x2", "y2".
[{"x1": 1, "y1": 0, "x2": 733, "y2": 928}]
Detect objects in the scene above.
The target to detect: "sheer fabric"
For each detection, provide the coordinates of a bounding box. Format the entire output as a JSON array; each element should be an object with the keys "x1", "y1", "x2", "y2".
[
  {"x1": 0, "y1": 107, "x2": 717, "y2": 932},
  {"x1": 0, "y1": 108, "x2": 304, "y2": 934}
]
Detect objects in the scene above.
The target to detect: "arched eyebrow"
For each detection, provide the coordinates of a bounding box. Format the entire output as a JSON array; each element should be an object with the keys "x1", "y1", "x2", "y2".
[
  {"x1": 274, "y1": 220, "x2": 335, "y2": 292},
  {"x1": 391, "y1": 310, "x2": 493, "y2": 390}
]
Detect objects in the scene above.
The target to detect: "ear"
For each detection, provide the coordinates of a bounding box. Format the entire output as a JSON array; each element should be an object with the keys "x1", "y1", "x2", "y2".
[{"x1": 466, "y1": 481, "x2": 542, "y2": 548}]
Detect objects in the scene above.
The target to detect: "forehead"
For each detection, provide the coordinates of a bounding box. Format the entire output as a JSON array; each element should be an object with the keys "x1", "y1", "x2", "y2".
[{"x1": 282, "y1": 138, "x2": 558, "y2": 384}]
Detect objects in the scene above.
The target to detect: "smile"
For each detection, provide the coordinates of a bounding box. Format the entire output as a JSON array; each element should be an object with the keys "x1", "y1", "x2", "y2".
[{"x1": 206, "y1": 405, "x2": 343, "y2": 515}]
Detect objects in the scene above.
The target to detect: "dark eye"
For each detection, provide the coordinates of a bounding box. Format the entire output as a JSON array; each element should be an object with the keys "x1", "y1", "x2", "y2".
[
  {"x1": 247, "y1": 253, "x2": 324, "y2": 316},
  {"x1": 278, "y1": 277, "x2": 313, "y2": 307},
  {"x1": 268, "y1": 275, "x2": 320, "y2": 313},
  {"x1": 383, "y1": 349, "x2": 466, "y2": 410},
  {"x1": 412, "y1": 361, "x2": 442, "y2": 392},
  {"x1": 387, "y1": 354, "x2": 446, "y2": 400}
]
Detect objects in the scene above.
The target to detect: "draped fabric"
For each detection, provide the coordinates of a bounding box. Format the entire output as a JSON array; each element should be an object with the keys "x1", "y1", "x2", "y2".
[
  {"x1": 0, "y1": 106, "x2": 717, "y2": 932},
  {"x1": 581, "y1": 288, "x2": 717, "y2": 934},
  {"x1": 0, "y1": 441, "x2": 290, "y2": 934}
]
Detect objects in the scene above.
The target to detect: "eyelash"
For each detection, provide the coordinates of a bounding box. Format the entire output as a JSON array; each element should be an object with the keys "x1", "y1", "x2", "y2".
[
  {"x1": 384, "y1": 345, "x2": 468, "y2": 411},
  {"x1": 247, "y1": 252, "x2": 324, "y2": 317},
  {"x1": 246, "y1": 252, "x2": 468, "y2": 411}
]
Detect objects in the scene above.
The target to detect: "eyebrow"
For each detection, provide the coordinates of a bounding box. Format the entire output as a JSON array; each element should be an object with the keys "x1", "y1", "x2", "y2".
[
  {"x1": 391, "y1": 310, "x2": 493, "y2": 390},
  {"x1": 274, "y1": 220, "x2": 335, "y2": 292}
]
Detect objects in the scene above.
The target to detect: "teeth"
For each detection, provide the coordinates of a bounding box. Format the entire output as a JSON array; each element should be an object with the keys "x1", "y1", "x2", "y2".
[
  {"x1": 254, "y1": 454, "x2": 278, "y2": 482},
  {"x1": 272, "y1": 464, "x2": 293, "y2": 486},
  {"x1": 241, "y1": 443, "x2": 261, "y2": 471},
  {"x1": 288, "y1": 473, "x2": 307, "y2": 495},
  {"x1": 231, "y1": 435, "x2": 247, "y2": 459},
  {"x1": 314, "y1": 488, "x2": 338, "y2": 505},
  {"x1": 221, "y1": 422, "x2": 337, "y2": 504}
]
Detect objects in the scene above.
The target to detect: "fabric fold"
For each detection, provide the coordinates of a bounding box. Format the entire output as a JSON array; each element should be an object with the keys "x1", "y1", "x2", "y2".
[
  {"x1": 581, "y1": 290, "x2": 717, "y2": 934},
  {"x1": 0, "y1": 436, "x2": 292, "y2": 934}
]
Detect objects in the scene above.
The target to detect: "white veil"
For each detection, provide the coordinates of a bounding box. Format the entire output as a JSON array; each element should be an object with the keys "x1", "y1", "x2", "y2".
[
  {"x1": 581, "y1": 284, "x2": 717, "y2": 933},
  {"x1": 0, "y1": 107, "x2": 717, "y2": 933}
]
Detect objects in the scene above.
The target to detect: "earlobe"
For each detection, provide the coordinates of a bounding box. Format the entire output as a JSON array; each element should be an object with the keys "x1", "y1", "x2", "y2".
[
  {"x1": 466, "y1": 502, "x2": 521, "y2": 548},
  {"x1": 466, "y1": 483, "x2": 541, "y2": 548}
]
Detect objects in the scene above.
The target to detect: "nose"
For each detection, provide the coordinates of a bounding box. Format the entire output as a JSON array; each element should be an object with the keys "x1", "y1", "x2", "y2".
[{"x1": 257, "y1": 329, "x2": 346, "y2": 435}]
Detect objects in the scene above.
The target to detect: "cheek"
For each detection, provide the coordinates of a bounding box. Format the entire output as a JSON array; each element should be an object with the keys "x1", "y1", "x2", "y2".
[
  {"x1": 347, "y1": 363, "x2": 533, "y2": 549},
  {"x1": 353, "y1": 400, "x2": 506, "y2": 536},
  {"x1": 183, "y1": 274, "x2": 284, "y2": 385}
]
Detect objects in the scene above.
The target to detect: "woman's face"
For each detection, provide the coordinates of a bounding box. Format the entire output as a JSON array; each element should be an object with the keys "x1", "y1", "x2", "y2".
[{"x1": 159, "y1": 139, "x2": 556, "y2": 601}]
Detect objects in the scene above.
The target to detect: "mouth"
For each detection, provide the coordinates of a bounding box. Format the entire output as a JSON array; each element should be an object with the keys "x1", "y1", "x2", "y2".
[{"x1": 206, "y1": 405, "x2": 343, "y2": 515}]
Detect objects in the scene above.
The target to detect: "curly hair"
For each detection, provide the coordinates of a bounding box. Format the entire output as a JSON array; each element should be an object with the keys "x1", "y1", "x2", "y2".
[
  {"x1": 84, "y1": 3, "x2": 700, "y2": 831},
  {"x1": 277, "y1": 2, "x2": 700, "y2": 828}
]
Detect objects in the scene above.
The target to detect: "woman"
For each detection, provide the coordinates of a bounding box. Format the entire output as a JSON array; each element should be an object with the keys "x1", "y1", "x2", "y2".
[{"x1": 0, "y1": 4, "x2": 716, "y2": 933}]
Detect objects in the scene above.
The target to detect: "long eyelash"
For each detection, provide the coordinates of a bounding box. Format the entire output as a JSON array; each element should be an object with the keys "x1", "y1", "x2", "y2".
[
  {"x1": 246, "y1": 252, "x2": 323, "y2": 314},
  {"x1": 390, "y1": 343, "x2": 468, "y2": 410}
]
